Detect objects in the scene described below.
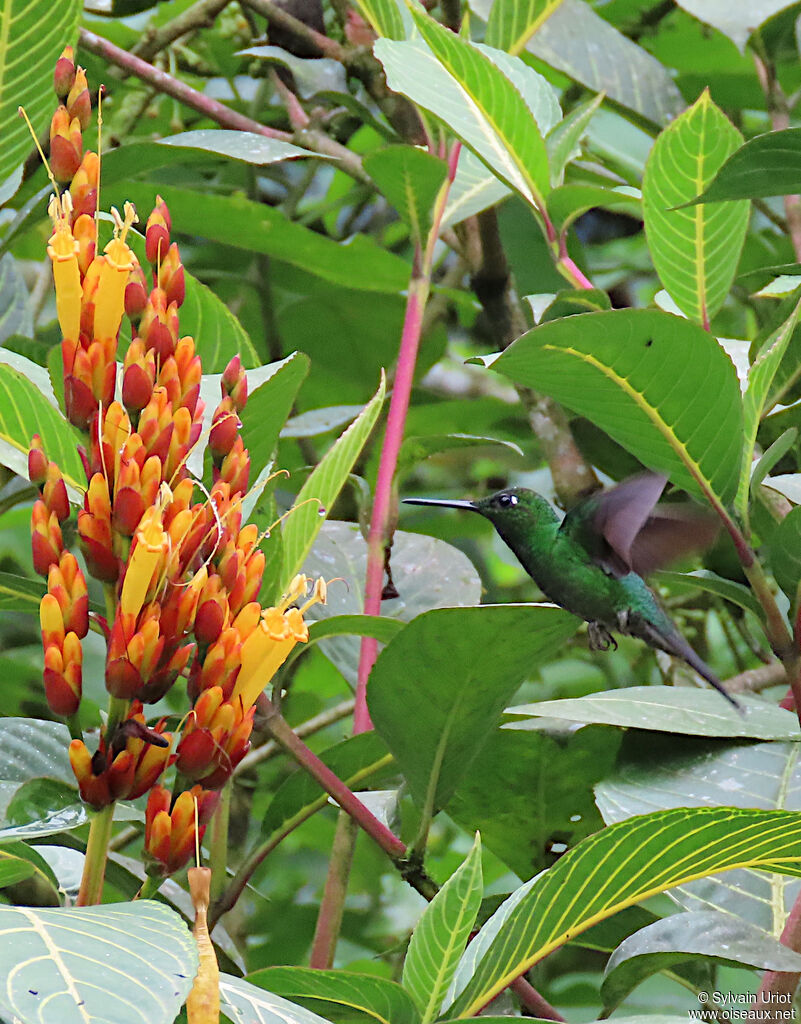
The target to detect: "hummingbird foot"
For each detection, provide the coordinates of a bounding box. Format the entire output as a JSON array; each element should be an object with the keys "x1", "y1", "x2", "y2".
[{"x1": 588, "y1": 621, "x2": 617, "y2": 652}]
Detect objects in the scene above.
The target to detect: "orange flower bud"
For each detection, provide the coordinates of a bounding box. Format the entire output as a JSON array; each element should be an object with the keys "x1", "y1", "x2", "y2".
[
  {"x1": 78, "y1": 473, "x2": 117, "y2": 582},
  {"x1": 54, "y1": 46, "x2": 76, "y2": 100},
  {"x1": 70, "y1": 152, "x2": 99, "y2": 222},
  {"x1": 138, "y1": 288, "x2": 179, "y2": 362},
  {"x1": 43, "y1": 630, "x2": 82, "y2": 717},
  {"x1": 176, "y1": 686, "x2": 254, "y2": 787},
  {"x1": 158, "y1": 243, "x2": 185, "y2": 308},
  {"x1": 214, "y1": 436, "x2": 250, "y2": 497},
  {"x1": 145, "y1": 198, "x2": 171, "y2": 265},
  {"x1": 122, "y1": 339, "x2": 156, "y2": 414},
  {"x1": 124, "y1": 260, "x2": 149, "y2": 324},
  {"x1": 43, "y1": 463, "x2": 69, "y2": 522},
  {"x1": 194, "y1": 573, "x2": 229, "y2": 645},
  {"x1": 66, "y1": 66, "x2": 91, "y2": 131},
  {"x1": 173, "y1": 336, "x2": 202, "y2": 417},
  {"x1": 31, "y1": 499, "x2": 63, "y2": 576},
  {"x1": 28, "y1": 435, "x2": 48, "y2": 486},
  {"x1": 138, "y1": 387, "x2": 174, "y2": 464},
  {"x1": 221, "y1": 355, "x2": 247, "y2": 412},
  {"x1": 49, "y1": 106, "x2": 82, "y2": 182},
  {"x1": 145, "y1": 784, "x2": 217, "y2": 877},
  {"x1": 48, "y1": 552, "x2": 89, "y2": 638},
  {"x1": 209, "y1": 397, "x2": 239, "y2": 461}
]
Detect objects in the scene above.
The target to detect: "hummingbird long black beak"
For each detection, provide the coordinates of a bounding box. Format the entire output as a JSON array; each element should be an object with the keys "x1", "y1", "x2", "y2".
[{"x1": 403, "y1": 498, "x2": 479, "y2": 511}]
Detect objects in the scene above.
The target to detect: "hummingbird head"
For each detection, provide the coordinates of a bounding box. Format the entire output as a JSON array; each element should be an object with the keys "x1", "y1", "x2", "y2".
[{"x1": 404, "y1": 488, "x2": 557, "y2": 541}]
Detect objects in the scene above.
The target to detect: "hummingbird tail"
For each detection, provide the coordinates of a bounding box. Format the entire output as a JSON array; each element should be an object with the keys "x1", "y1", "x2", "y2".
[{"x1": 636, "y1": 619, "x2": 741, "y2": 711}]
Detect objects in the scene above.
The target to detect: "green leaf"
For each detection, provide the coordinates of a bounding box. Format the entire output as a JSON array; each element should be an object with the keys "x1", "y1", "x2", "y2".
[
  {"x1": 0, "y1": 841, "x2": 59, "y2": 898},
  {"x1": 0, "y1": 849, "x2": 35, "y2": 888},
  {"x1": 485, "y1": 0, "x2": 565, "y2": 56},
  {"x1": 281, "y1": 374, "x2": 385, "y2": 586},
  {"x1": 507, "y1": 687, "x2": 798, "y2": 738},
  {"x1": 220, "y1": 974, "x2": 337, "y2": 1024},
  {"x1": 445, "y1": 806, "x2": 801, "y2": 1017},
  {"x1": 653, "y1": 569, "x2": 763, "y2": 619},
  {"x1": 595, "y1": 733, "x2": 801, "y2": 931},
  {"x1": 107, "y1": 183, "x2": 410, "y2": 295},
  {"x1": 0, "y1": 901, "x2": 196, "y2": 1024},
  {"x1": 375, "y1": 25, "x2": 552, "y2": 211},
  {"x1": 248, "y1": 967, "x2": 420, "y2": 1024},
  {"x1": 751, "y1": 428, "x2": 799, "y2": 494},
  {"x1": 398, "y1": 432, "x2": 523, "y2": 477},
  {"x1": 674, "y1": 0, "x2": 795, "y2": 53},
  {"x1": 368, "y1": 604, "x2": 578, "y2": 808},
  {"x1": 354, "y1": 0, "x2": 406, "y2": 39},
  {"x1": 239, "y1": 46, "x2": 349, "y2": 99},
  {"x1": 0, "y1": 572, "x2": 46, "y2": 612},
  {"x1": 546, "y1": 184, "x2": 641, "y2": 235},
  {"x1": 161, "y1": 129, "x2": 333, "y2": 164},
  {"x1": 363, "y1": 146, "x2": 447, "y2": 244},
  {"x1": 0, "y1": 365, "x2": 84, "y2": 491},
  {"x1": 522, "y1": 0, "x2": 684, "y2": 126},
  {"x1": 0, "y1": 255, "x2": 33, "y2": 343},
  {"x1": 768, "y1": 504, "x2": 801, "y2": 600},
  {"x1": 448, "y1": 725, "x2": 619, "y2": 878},
  {"x1": 281, "y1": 406, "x2": 364, "y2": 439},
  {"x1": 302, "y1": 521, "x2": 482, "y2": 684},
  {"x1": 737, "y1": 299, "x2": 801, "y2": 517},
  {"x1": 0, "y1": 0, "x2": 81, "y2": 185},
  {"x1": 545, "y1": 92, "x2": 605, "y2": 186},
  {"x1": 491, "y1": 308, "x2": 744, "y2": 505},
  {"x1": 642, "y1": 91, "x2": 748, "y2": 324},
  {"x1": 403, "y1": 834, "x2": 482, "y2": 1023},
  {"x1": 695, "y1": 128, "x2": 801, "y2": 203},
  {"x1": 240, "y1": 352, "x2": 310, "y2": 479},
  {"x1": 602, "y1": 909, "x2": 801, "y2": 1012}
]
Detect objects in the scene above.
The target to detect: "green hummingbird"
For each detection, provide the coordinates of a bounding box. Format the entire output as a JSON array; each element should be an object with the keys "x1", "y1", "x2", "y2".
[{"x1": 404, "y1": 473, "x2": 738, "y2": 708}]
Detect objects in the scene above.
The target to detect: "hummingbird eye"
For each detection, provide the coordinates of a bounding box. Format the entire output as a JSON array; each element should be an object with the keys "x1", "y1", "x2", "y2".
[{"x1": 497, "y1": 493, "x2": 518, "y2": 508}]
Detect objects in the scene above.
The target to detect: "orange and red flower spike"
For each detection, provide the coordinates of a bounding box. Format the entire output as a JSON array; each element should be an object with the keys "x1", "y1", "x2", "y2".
[{"x1": 49, "y1": 106, "x2": 82, "y2": 182}]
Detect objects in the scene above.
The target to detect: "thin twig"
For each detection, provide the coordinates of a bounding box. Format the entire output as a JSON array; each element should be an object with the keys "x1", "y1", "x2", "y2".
[
  {"x1": 77, "y1": 28, "x2": 369, "y2": 183},
  {"x1": 244, "y1": 0, "x2": 347, "y2": 60},
  {"x1": 132, "y1": 0, "x2": 234, "y2": 64}
]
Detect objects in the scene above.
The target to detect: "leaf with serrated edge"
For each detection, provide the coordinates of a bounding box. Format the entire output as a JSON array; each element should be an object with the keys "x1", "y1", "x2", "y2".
[
  {"x1": 737, "y1": 297, "x2": 801, "y2": 518},
  {"x1": 491, "y1": 308, "x2": 744, "y2": 505},
  {"x1": 643, "y1": 91, "x2": 749, "y2": 325},
  {"x1": 445, "y1": 806, "x2": 801, "y2": 1017},
  {"x1": 281, "y1": 374, "x2": 385, "y2": 586},
  {"x1": 0, "y1": 901, "x2": 196, "y2": 1024},
  {"x1": 404, "y1": 833, "x2": 482, "y2": 1023},
  {"x1": 485, "y1": 0, "x2": 565, "y2": 56},
  {"x1": 507, "y1": 688, "x2": 798, "y2": 739}
]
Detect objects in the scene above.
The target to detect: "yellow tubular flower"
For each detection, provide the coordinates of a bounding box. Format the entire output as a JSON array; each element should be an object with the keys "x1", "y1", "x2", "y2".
[
  {"x1": 232, "y1": 577, "x2": 324, "y2": 710},
  {"x1": 120, "y1": 506, "x2": 168, "y2": 619},
  {"x1": 47, "y1": 194, "x2": 81, "y2": 342},
  {"x1": 94, "y1": 202, "x2": 136, "y2": 341}
]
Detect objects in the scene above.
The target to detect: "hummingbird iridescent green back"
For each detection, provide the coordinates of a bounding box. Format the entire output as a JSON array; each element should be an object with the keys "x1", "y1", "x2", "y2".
[{"x1": 404, "y1": 473, "x2": 737, "y2": 708}]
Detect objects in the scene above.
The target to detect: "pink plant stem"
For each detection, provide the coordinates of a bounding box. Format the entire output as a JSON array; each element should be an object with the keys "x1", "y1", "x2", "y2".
[
  {"x1": 353, "y1": 277, "x2": 425, "y2": 732},
  {"x1": 353, "y1": 141, "x2": 461, "y2": 733}
]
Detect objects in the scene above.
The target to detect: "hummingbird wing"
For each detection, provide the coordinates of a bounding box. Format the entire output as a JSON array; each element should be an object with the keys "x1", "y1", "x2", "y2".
[{"x1": 561, "y1": 472, "x2": 718, "y2": 578}]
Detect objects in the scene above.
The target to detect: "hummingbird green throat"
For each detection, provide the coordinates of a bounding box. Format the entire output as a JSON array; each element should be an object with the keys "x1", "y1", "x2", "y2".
[{"x1": 404, "y1": 473, "x2": 737, "y2": 708}]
